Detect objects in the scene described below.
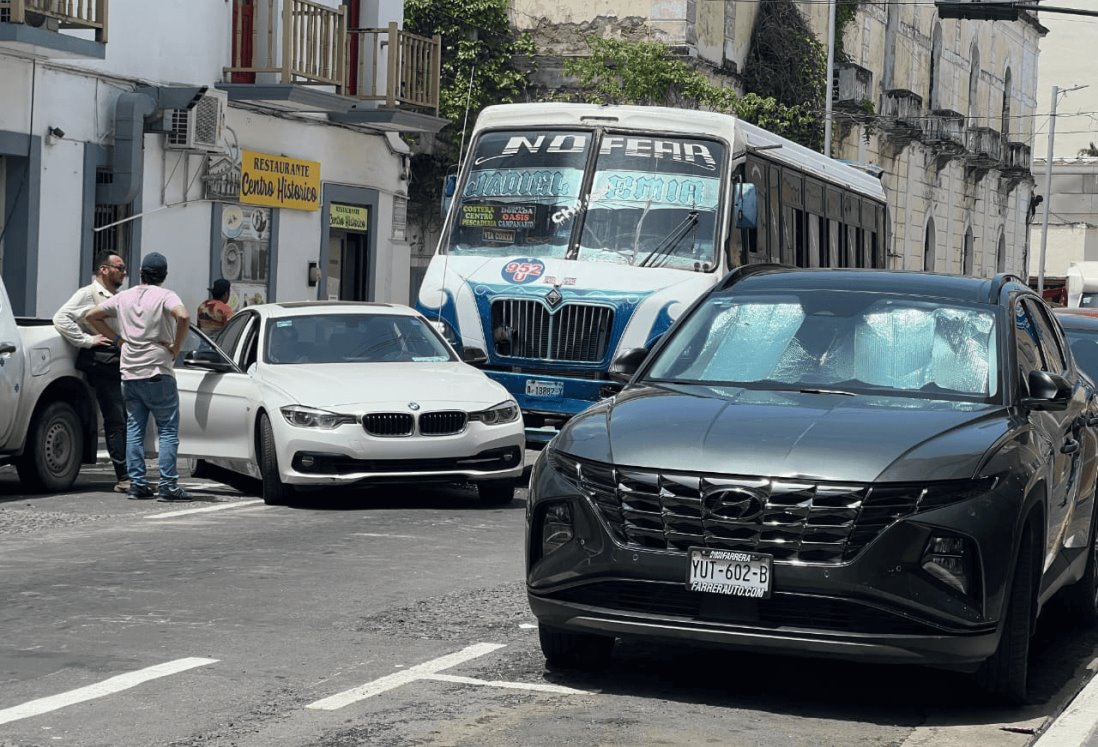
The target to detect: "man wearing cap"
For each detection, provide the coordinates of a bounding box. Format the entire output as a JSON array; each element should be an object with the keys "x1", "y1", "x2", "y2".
[
  {"x1": 197, "y1": 278, "x2": 233, "y2": 334},
  {"x1": 86, "y1": 252, "x2": 193, "y2": 502}
]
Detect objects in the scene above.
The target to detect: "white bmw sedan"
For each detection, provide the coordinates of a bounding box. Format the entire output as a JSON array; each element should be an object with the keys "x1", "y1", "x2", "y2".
[{"x1": 173, "y1": 302, "x2": 525, "y2": 505}]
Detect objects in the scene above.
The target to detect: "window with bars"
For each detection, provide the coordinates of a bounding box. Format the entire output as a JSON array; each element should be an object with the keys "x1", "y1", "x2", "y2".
[{"x1": 92, "y1": 169, "x2": 132, "y2": 273}]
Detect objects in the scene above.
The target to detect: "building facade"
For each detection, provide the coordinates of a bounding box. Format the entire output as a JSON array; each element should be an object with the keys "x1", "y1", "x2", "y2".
[
  {"x1": 509, "y1": 0, "x2": 1045, "y2": 278},
  {"x1": 0, "y1": 0, "x2": 444, "y2": 318}
]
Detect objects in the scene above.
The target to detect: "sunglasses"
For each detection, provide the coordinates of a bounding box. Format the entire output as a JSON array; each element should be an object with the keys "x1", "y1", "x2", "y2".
[{"x1": 102, "y1": 263, "x2": 127, "y2": 273}]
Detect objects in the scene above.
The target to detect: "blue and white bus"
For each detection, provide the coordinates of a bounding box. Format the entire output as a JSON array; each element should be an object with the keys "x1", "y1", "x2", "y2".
[{"x1": 416, "y1": 103, "x2": 890, "y2": 443}]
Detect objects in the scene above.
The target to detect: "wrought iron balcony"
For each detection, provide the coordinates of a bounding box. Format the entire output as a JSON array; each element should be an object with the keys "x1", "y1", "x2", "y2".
[
  {"x1": 879, "y1": 89, "x2": 923, "y2": 142},
  {"x1": 965, "y1": 126, "x2": 1002, "y2": 168},
  {"x1": 221, "y1": 1, "x2": 444, "y2": 132},
  {"x1": 0, "y1": 0, "x2": 107, "y2": 57},
  {"x1": 922, "y1": 110, "x2": 966, "y2": 155}
]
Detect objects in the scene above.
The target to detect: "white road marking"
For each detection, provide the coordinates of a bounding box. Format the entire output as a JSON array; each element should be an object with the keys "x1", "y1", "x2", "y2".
[
  {"x1": 0, "y1": 657, "x2": 217, "y2": 726},
  {"x1": 146, "y1": 500, "x2": 264, "y2": 519},
  {"x1": 306, "y1": 643, "x2": 505, "y2": 710},
  {"x1": 424, "y1": 673, "x2": 588, "y2": 695},
  {"x1": 1033, "y1": 672, "x2": 1098, "y2": 746}
]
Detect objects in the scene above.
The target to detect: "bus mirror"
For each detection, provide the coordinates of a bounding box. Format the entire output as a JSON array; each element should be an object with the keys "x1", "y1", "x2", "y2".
[
  {"x1": 734, "y1": 184, "x2": 757, "y2": 230},
  {"x1": 441, "y1": 174, "x2": 457, "y2": 218}
]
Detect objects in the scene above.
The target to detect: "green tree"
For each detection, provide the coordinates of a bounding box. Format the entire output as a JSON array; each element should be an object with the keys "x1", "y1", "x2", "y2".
[
  {"x1": 404, "y1": 0, "x2": 534, "y2": 208},
  {"x1": 563, "y1": 36, "x2": 821, "y2": 150}
]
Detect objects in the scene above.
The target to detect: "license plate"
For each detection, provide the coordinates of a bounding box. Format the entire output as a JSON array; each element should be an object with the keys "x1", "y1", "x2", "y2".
[
  {"x1": 686, "y1": 547, "x2": 772, "y2": 598},
  {"x1": 525, "y1": 379, "x2": 564, "y2": 397}
]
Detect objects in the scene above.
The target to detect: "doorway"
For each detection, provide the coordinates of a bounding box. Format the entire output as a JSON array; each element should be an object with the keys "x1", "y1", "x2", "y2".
[{"x1": 327, "y1": 230, "x2": 370, "y2": 301}]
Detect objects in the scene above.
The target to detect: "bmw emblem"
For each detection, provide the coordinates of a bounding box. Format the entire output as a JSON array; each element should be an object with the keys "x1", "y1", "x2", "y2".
[{"x1": 408, "y1": 402, "x2": 421, "y2": 411}]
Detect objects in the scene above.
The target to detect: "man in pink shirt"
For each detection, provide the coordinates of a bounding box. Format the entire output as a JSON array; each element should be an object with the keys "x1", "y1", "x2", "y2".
[{"x1": 86, "y1": 252, "x2": 192, "y2": 501}]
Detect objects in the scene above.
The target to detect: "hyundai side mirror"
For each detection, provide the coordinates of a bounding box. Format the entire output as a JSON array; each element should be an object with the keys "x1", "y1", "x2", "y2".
[
  {"x1": 1021, "y1": 370, "x2": 1072, "y2": 411},
  {"x1": 461, "y1": 346, "x2": 488, "y2": 365},
  {"x1": 609, "y1": 347, "x2": 650, "y2": 383}
]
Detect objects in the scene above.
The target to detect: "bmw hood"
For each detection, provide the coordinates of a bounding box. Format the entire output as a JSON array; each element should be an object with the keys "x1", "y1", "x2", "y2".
[
  {"x1": 554, "y1": 385, "x2": 1010, "y2": 483},
  {"x1": 259, "y1": 362, "x2": 512, "y2": 410}
]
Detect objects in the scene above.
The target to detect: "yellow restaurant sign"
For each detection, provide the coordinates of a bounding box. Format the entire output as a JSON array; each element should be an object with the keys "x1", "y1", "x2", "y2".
[
  {"x1": 240, "y1": 150, "x2": 320, "y2": 211},
  {"x1": 330, "y1": 203, "x2": 368, "y2": 232}
]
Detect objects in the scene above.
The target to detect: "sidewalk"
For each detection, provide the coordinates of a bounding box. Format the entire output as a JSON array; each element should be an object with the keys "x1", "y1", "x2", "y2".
[{"x1": 1034, "y1": 669, "x2": 1098, "y2": 747}]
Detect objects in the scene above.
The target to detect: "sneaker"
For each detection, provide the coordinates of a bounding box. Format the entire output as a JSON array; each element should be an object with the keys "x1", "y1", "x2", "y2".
[
  {"x1": 157, "y1": 486, "x2": 193, "y2": 503},
  {"x1": 113, "y1": 479, "x2": 132, "y2": 494},
  {"x1": 128, "y1": 483, "x2": 155, "y2": 500}
]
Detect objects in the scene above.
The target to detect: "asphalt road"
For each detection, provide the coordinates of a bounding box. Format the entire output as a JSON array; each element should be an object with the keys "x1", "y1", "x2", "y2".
[{"x1": 2, "y1": 459, "x2": 1098, "y2": 747}]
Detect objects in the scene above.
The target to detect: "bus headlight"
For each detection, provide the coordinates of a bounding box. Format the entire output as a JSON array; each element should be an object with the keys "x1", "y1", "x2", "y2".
[{"x1": 429, "y1": 319, "x2": 460, "y2": 345}]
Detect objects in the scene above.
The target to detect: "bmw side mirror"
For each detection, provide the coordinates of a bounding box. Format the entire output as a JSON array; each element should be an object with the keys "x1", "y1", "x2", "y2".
[
  {"x1": 183, "y1": 349, "x2": 235, "y2": 373},
  {"x1": 609, "y1": 347, "x2": 649, "y2": 383},
  {"x1": 461, "y1": 346, "x2": 488, "y2": 365},
  {"x1": 1022, "y1": 370, "x2": 1072, "y2": 411}
]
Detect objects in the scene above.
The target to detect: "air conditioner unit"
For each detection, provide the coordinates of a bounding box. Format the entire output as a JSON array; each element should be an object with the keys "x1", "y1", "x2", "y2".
[
  {"x1": 24, "y1": 11, "x2": 61, "y2": 32},
  {"x1": 165, "y1": 89, "x2": 227, "y2": 154}
]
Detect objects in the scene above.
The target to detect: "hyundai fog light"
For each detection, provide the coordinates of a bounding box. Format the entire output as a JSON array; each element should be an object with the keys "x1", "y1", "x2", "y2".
[
  {"x1": 541, "y1": 502, "x2": 574, "y2": 555},
  {"x1": 922, "y1": 534, "x2": 978, "y2": 597}
]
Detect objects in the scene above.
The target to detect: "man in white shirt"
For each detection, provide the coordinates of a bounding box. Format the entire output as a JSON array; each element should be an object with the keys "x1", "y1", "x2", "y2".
[{"x1": 52, "y1": 250, "x2": 129, "y2": 493}]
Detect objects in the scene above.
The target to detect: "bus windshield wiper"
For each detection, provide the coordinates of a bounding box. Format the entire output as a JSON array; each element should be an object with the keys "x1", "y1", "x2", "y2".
[{"x1": 638, "y1": 211, "x2": 699, "y2": 268}]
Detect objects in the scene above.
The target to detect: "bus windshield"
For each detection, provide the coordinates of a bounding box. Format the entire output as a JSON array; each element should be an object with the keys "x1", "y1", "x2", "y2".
[{"x1": 443, "y1": 129, "x2": 725, "y2": 271}]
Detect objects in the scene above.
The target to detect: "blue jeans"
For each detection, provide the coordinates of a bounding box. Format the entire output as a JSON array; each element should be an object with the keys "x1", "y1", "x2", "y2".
[{"x1": 122, "y1": 375, "x2": 180, "y2": 493}]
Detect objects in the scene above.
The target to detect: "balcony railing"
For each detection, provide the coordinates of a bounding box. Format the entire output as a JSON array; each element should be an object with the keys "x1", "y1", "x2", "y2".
[
  {"x1": 879, "y1": 89, "x2": 923, "y2": 141},
  {"x1": 1001, "y1": 141, "x2": 1032, "y2": 178},
  {"x1": 227, "y1": 0, "x2": 346, "y2": 89},
  {"x1": 965, "y1": 126, "x2": 1002, "y2": 167},
  {"x1": 0, "y1": 0, "x2": 107, "y2": 42},
  {"x1": 347, "y1": 22, "x2": 440, "y2": 114},
  {"x1": 834, "y1": 62, "x2": 872, "y2": 113},
  {"x1": 922, "y1": 109, "x2": 966, "y2": 155}
]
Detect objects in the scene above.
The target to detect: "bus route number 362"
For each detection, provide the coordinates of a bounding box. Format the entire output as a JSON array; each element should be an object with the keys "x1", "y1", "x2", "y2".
[{"x1": 687, "y1": 547, "x2": 772, "y2": 598}]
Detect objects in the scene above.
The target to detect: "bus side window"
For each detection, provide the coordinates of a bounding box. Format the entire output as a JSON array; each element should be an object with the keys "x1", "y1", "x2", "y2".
[
  {"x1": 768, "y1": 166, "x2": 781, "y2": 263},
  {"x1": 818, "y1": 217, "x2": 829, "y2": 267},
  {"x1": 826, "y1": 187, "x2": 842, "y2": 267},
  {"x1": 782, "y1": 170, "x2": 804, "y2": 267}
]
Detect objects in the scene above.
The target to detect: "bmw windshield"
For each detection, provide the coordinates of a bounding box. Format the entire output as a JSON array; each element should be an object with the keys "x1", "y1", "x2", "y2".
[
  {"x1": 264, "y1": 314, "x2": 454, "y2": 365},
  {"x1": 645, "y1": 290, "x2": 1000, "y2": 401},
  {"x1": 442, "y1": 129, "x2": 725, "y2": 271}
]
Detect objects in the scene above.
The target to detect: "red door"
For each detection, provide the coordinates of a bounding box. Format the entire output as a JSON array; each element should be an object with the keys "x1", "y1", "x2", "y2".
[
  {"x1": 231, "y1": 0, "x2": 256, "y2": 84},
  {"x1": 346, "y1": 0, "x2": 360, "y2": 95}
]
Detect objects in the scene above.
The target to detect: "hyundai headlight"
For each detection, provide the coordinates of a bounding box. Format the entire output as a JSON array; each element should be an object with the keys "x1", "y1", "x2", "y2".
[
  {"x1": 280, "y1": 405, "x2": 357, "y2": 429},
  {"x1": 469, "y1": 400, "x2": 521, "y2": 425}
]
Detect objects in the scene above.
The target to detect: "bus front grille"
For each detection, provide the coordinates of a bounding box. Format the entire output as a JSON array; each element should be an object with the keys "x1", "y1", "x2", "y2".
[{"x1": 490, "y1": 299, "x2": 614, "y2": 362}]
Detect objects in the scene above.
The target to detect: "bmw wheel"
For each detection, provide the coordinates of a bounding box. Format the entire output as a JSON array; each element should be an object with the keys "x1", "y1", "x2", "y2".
[{"x1": 258, "y1": 413, "x2": 293, "y2": 506}]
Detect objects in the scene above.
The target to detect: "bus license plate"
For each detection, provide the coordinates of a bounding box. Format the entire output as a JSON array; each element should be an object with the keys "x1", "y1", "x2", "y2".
[
  {"x1": 525, "y1": 379, "x2": 564, "y2": 397},
  {"x1": 687, "y1": 547, "x2": 772, "y2": 598}
]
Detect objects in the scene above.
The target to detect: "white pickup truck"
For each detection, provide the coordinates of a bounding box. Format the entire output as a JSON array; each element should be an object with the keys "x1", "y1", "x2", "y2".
[{"x1": 0, "y1": 275, "x2": 98, "y2": 490}]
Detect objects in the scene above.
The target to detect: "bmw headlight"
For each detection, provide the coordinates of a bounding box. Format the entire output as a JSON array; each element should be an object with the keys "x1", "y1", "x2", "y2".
[
  {"x1": 280, "y1": 405, "x2": 357, "y2": 429},
  {"x1": 469, "y1": 400, "x2": 521, "y2": 425}
]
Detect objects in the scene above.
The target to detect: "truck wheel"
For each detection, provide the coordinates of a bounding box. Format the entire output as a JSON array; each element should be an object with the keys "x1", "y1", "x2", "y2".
[
  {"x1": 976, "y1": 535, "x2": 1035, "y2": 705},
  {"x1": 538, "y1": 623, "x2": 614, "y2": 670},
  {"x1": 16, "y1": 400, "x2": 83, "y2": 492},
  {"x1": 258, "y1": 414, "x2": 292, "y2": 506}
]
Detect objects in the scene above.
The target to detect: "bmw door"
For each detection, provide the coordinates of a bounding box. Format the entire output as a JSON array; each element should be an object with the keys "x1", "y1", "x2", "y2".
[{"x1": 175, "y1": 325, "x2": 254, "y2": 459}]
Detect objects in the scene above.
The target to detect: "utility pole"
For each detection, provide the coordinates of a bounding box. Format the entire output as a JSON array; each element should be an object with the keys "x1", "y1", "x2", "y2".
[
  {"x1": 1037, "y1": 83, "x2": 1088, "y2": 295},
  {"x1": 823, "y1": 0, "x2": 837, "y2": 158}
]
